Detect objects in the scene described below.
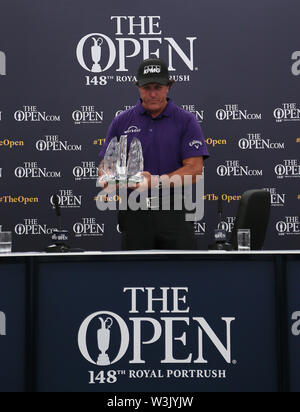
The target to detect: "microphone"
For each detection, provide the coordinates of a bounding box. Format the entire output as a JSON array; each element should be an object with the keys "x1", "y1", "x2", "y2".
[
  {"x1": 53, "y1": 194, "x2": 61, "y2": 217},
  {"x1": 208, "y1": 194, "x2": 232, "y2": 251},
  {"x1": 45, "y1": 194, "x2": 69, "y2": 253},
  {"x1": 45, "y1": 194, "x2": 85, "y2": 253},
  {"x1": 217, "y1": 194, "x2": 223, "y2": 226},
  {"x1": 53, "y1": 194, "x2": 62, "y2": 231}
]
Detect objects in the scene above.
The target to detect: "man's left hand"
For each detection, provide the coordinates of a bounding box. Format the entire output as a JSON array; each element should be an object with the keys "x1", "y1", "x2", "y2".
[{"x1": 128, "y1": 172, "x2": 159, "y2": 192}]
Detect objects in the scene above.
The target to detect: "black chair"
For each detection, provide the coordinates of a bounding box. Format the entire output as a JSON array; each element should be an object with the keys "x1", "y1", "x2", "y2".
[{"x1": 230, "y1": 189, "x2": 271, "y2": 250}]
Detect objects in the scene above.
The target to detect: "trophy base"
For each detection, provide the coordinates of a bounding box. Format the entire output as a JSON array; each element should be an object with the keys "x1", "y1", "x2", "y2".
[
  {"x1": 100, "y1": 175, "x2": 144, "y2": 185},
  {"x1": 92, "y1": 64, "x2": 101, "y2": 73},
  {"x1": 97, "y1": 354, "x2": 110, "y2": 366},
  {"x1": 99, "y1": 175, "x2": 118, "y2": 184},
  {"x1": 127, "y1": 175, "x2": 144, "y2": 184}
]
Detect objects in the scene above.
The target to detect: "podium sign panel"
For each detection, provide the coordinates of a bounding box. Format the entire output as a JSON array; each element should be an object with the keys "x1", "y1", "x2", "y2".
[
  {"x1": 35, "y1": 258, "x2": 278, "y2": 392},
  {"x1": 0, "y1": 263, "x2": 26, "y2": 392},
  {"x1": 288, "y1": 260, "x2": 300, "y2": 392}
]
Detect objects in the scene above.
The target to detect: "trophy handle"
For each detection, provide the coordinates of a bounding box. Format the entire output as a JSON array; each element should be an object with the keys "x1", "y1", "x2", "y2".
[
  {"x1": 92, "y1": 37, "x2": 103, "y2": 47},
  {"x1": 105, "y1": 317, "x2": 113, "y2": 329}
]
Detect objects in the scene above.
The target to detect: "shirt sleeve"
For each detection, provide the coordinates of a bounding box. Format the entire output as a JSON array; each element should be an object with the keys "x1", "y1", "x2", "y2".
[{"x1": 180, "y1": 113, "x2": 209, "y2": 160}]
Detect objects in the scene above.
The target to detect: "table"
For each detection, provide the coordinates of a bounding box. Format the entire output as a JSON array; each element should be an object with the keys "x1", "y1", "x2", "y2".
[{"x1": 0, "y1": 251, "x2": 299, "y2": 392}]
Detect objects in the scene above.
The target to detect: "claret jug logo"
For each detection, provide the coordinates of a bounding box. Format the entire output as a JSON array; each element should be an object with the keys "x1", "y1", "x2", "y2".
[
  {"x1": 275, "y1": 160, "x2": 300, "y2": 179},
  {"x1": 0, "y1": 51, "x2": 6, "y2": 76},
  {"x1": 72, "y1": 106, "x2": 104, "y2": 125},
  {"x1": 238, "y1": 133, "x2": 285, "y2": 150},
  {"x1": 14, "y1": 106, "x2": 60, "y2": 122},
  {"x1": 76, "y1": 16, "x2": 197, "y2": 86},
  {"x1": 276, "y1": 216, "x2": 300, "y2": 237},
  {"x1": 73, "y1": 218, "x2": 104, "y2": 238},
  {"x1": 36, "y1": 135, "x2": 82, "y2": 152},
  {"x1": 15, "y1": 219, "x2": 57, "y2": 236},
  {"x1": 73, "y1": 161, "x2": 98, "y2": 181},
  {"x1": 78, "y1": 287, "x2": 235, "y2": 385},
  {"x1": 218, "y1": 217, "x2": 236, "y2": 233},
  {"x1": 217, "y1": 160, "x2": 263, "y2": 177},
  {"x1": 273, "y1": 103, "x2": 300, "y2": 122},
  {"x1": 50, "y1": 190, "x2": 82, "y2": 209},
  {"x1": 216, "y1": 104, "x2": 262, "y2": 121},
  {"x1": 0, "y1": 311, "x2": 6, "y2": 336},
  {"x1": 15, "y1": 162, "x2": 62, "y2": 179}
]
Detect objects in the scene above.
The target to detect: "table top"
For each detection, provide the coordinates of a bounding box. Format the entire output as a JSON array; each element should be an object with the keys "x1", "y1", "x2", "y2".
[{"x1": 0, "y1": 250, "x2": 299, "y2": 258}]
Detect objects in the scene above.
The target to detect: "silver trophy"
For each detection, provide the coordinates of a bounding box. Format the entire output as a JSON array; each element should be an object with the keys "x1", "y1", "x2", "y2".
[
  {"x1": 127, "y1": 137, "x2": 144, "y2": 183},
  {"x1": 116, "y1": 135, "x2": 128, "y2": 181},
  {"x1": 91, "y1": 37, "x2": 103, "y2": 73},
  {"x1": 97, "y1": 317, "x2": 113, "y2": 366},
  {"x1": 99, "y1": 136, "x2": 119, "y2": 182},
  {"x1": 100, "y1": 135, "x2": 144, "y2": 183}
]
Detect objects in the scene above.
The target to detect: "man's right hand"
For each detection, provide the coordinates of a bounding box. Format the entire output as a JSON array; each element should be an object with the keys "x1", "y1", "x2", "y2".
[{"x1": 97, "y1": 177, "x2": 119, "y2": 194}]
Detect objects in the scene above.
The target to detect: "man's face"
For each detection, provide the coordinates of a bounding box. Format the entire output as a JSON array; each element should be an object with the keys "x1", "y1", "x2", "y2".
[{"x1": 139, "y1": 83, "x2": 169, "y2": 116}]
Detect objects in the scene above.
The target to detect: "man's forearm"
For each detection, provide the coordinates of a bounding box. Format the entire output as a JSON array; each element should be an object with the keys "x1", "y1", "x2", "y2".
[{"x1": 161, "y1": 159, "x2": 203, "y2": 187}]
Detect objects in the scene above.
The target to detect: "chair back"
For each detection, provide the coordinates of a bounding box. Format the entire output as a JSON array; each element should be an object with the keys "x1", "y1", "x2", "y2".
[{"x1": 230, "y1": 189, "x2": 271, "y2": 250}]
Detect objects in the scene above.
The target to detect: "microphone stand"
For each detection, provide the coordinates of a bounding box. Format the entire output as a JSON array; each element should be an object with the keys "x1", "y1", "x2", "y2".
[
  {"x1": 208, "y1": 194, "x2": 233, "y2": 251},
  {"x1": 45, "y1": 195, "x2": 70, "y2": 253}
]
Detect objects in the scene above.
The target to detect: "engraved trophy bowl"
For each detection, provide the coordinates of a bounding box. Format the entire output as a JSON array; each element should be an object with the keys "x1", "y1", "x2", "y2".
[
  {"x1": 115, "y1": 135, "x2": 128, "y2": 182},
  {"x1": 97, "y1": 317, "x2": 113, "y2": 366},
  {"x1": 127, "y1": 137, "x2": 144, "y2": 183},
  {"x1": 99, "y1": 135, "x2": 144, "y2": 184},
  {"x1": 99, "y1": 137, "x2": 119, "y2": 183}
]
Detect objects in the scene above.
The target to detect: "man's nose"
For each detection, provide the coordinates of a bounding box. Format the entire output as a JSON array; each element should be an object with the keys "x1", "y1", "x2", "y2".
[{"x1": 149, "y1": 89, "x2": 157, "y2": 97}]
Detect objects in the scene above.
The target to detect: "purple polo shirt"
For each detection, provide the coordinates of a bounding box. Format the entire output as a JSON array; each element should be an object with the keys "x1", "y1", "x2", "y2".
[{"x1": 99, "y1": 99, "x2": 209, "y2": 175}]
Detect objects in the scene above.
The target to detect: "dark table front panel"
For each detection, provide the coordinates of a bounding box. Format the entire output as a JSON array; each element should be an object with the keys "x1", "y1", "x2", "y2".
[
  {"x1": 1, "y1": 253, "x2": 299, "y2": 392},
  {"x1": 0, "y1": 261, "x2": 26, "y2": 392},
  {"x1": 287, "y1": 259, "x2": 300, "y2": 392},
  {"x1": 35, "y1": 258, "x2": 278, "y2": 392}
]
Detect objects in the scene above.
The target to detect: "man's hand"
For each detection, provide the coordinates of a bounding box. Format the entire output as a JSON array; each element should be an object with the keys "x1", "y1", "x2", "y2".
[
  {"x1": 98, "y1": 166, "x2": 160, "y2": 194},
  {"x1": 97, "y1": 177, "x2": 119, "y2": 194},
  {"x1": 129, "y1": 172, "x2": 160, "y2": 192},
  {"x1": 98, "y1": 162, "x2": 118, "y2": 194}
]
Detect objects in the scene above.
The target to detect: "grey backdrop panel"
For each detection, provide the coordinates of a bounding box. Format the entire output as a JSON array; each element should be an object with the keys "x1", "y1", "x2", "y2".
[{"x1": 0, "y1": 0, "x2": 299, "y2": 251}]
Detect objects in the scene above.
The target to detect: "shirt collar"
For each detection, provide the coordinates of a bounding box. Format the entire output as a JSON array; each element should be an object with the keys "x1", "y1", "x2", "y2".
[{"x1": 137, "y1": 98, "x2": 172, "y2": 118}]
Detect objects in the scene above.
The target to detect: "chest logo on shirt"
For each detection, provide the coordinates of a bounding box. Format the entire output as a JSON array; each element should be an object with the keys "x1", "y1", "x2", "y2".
[
  {"x1": 189, "y1": 140, "x2": 203, "y2": 150},
  {"x1": 124, "y1": 125, "x2": 142, "y2": 134}
]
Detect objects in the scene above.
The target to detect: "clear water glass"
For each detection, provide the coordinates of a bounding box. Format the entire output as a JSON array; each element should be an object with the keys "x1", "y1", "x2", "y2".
[
  {"x1": 237, "y1": 229, "x2": 251, "y2": 251},
  {"x1": 0, "y1": 232, "x2": 12, "y2": 253}
]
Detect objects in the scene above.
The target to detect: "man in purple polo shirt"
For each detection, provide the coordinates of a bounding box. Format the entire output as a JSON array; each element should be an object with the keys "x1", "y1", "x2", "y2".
[{"x1": 98, "y1": 58, "x2": 209, "y2": 250}]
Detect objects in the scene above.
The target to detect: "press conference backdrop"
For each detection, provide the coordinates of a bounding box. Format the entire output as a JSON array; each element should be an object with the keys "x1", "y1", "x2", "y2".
[{"x1": 0, "y1": 0, "x2": 299, "y2": 252}]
